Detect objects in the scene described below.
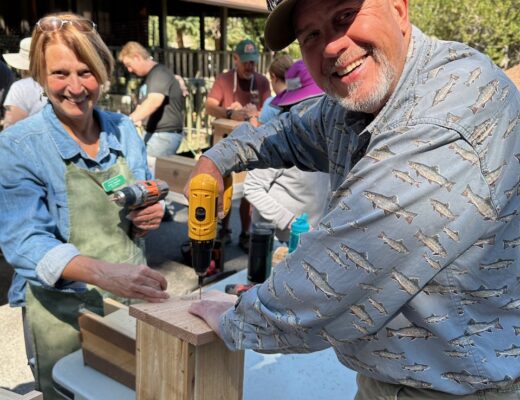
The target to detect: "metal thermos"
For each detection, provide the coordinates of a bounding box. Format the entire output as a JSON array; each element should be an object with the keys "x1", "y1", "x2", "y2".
[{"x1": 247, "y1": 223, "x2": 275, "y2": 284}]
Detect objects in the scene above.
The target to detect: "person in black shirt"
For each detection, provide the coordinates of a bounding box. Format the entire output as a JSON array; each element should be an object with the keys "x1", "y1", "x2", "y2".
[{"x1": 118, "y1": 42, "x2": 185, "y2": 159}]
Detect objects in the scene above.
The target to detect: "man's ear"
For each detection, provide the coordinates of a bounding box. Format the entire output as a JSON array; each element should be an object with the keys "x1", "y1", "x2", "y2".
[{"x1": 392, "y1": 0, "x2": 410, "y2": 35}]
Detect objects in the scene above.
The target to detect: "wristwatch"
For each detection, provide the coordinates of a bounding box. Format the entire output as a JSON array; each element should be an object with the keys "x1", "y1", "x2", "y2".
[{"x1": 225, "y1": 109, "x2": 233, "y2": 119}]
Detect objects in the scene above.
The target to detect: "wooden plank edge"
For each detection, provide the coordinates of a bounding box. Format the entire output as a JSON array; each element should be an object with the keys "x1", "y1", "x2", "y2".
[
  {"x1": 79, "y1": 311, "x2": 136, "y2": 353},
  {"x1": 103, "y1": 298, "x2": 128, "y2": 315},
  {"x1": 82, "y1": 349, "x2": 136, "y2": 390},
  {"x1": 80, "y1": 330, "x2": 136, "y2": 373},
  {"x1": 129, "y1": 306, "x2": 217, "y2": 347}
]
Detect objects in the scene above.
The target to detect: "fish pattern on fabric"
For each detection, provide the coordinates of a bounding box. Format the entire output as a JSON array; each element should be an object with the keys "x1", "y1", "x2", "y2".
[{"x1": 209, "y1": 26, "x2": 520, "y2": 395}]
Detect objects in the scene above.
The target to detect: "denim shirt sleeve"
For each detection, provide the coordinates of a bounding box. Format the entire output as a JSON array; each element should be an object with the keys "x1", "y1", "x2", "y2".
[
  {"x1": 0, "y1": 110, "x2": 149, "y2": 290},
  {"x1": 0, "y1": 131, "x2": 80, "y2": 287}
]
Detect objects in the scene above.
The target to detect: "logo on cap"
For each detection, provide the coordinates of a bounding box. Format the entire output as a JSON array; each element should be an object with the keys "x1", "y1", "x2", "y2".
[{"x1": 244, "y1": 43, "x2": 256, "y2": 54}]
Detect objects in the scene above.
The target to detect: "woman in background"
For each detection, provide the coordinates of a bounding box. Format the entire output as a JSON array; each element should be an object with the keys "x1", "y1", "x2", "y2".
[
  {"x1": 2, "y1": 37, "x2": 47, "y2": 128},
  {"x1": 244, "y1": 60, "x2": 330, "y2": 244},
  {"x1": 257, "y1": 53, "x2": 293, "y2": 124}
]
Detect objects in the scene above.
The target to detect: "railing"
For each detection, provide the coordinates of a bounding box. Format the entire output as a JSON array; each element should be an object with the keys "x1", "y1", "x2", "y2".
[
  {"x1": 98, "y1": 77, "x2": 214, "y2": 156},
  {"x1": 154, "y1": 48, "x2": 273, "y2": 79},
  {"x1": 105, "y1": 47, "x2": 275, "y2": 155},
  {"x1": 109, "y1": 46, "x2": 273, "y2": 88}
]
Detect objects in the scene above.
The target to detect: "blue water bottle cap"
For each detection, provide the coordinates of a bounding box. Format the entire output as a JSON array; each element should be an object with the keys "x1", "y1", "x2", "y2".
[
  {"x1": 292, "y1": 213, "x2": 310, "y2": 234},
  {"x1": 288, "y1": 213, "x2": 310, "y2": 253}
]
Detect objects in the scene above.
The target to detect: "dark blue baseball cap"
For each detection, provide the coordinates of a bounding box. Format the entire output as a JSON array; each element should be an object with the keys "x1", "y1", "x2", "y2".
[{"x1": 265, "y1": 0, "x2": 299, "y2": 51}]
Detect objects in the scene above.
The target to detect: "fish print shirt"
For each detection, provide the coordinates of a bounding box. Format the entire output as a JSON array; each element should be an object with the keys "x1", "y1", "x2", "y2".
[{"x1": 204, "y1": 26, "x2": 520, "y2": 395}]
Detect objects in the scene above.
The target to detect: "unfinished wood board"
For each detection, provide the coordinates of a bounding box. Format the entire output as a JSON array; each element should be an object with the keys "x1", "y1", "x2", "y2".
[
  {"x1": 81, "y1": 330, "x2": 135, "y2": 374},
  {"x1": 155, "y1": 155, "x2": 197, "y2": 194},
  {"x1": 155, "y1": 154, "x2": 246, "y2": 196},
  {"x1": 79, "y1": 308, "x2": 137, "y2": 389},
  {"x1": 135, "y1": 322, "x2": 194, "y2": 400},
  {"x1": 135, "y1": 321, "x2": 244, "y2": 400},
  {"x1": 194, "y1": 334, "x2": 244, "y2": 400},
  {"x1": 130, "y1": 291, "x2": 235, "y2": 346},
  {"x1": 103, "y1": 297, "x2": 128, "y2": 315},
  {"x1": 79, "y1": 309, "x2": 136, "y2": 345},
  {"x1": 211, "y1": 118, "x2": 244, "y2": 145},
  {"x1": 0, "y1": 389, "x2": 43, "y2": 400}
]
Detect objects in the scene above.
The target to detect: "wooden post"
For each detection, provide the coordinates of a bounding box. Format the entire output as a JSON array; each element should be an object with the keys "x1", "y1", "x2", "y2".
[{"x1": 130, "y1": 293, "x2": 244, "y2": 400}]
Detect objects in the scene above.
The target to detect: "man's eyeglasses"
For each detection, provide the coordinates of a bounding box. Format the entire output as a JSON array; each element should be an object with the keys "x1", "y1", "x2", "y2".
[{"x1": 36, "y1": 17, "x2": 96, "y2": 33}]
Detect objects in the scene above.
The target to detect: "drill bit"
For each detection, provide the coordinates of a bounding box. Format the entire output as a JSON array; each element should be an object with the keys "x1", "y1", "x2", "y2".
[{"x1": 198, "y1": 276, "x2": 203, "y2": 299}]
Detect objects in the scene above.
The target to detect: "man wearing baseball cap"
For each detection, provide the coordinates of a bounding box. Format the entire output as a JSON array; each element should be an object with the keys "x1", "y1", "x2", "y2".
[
  {"x1": 189, "y1": 1, "x2": 520, "y2": 398},
  {"x1": 205, "y1": 39, "x2": 271, "y2": 252},
  {"x1": 205, "y1": 39, "x2": 270, "y2": 123}
]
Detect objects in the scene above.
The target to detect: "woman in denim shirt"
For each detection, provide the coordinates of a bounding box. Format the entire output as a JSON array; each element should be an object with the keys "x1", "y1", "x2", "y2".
[{"x1": 0, "y1": 13, "x2": 169, "y2": 398}]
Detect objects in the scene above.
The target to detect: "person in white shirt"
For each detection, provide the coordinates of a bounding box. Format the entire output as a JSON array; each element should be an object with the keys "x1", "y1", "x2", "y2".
[
  {"x1": 244, "y1": 60, "x2": 329, "y2": 243},
  {"x1": 2, "y1": 37, "x2": 47, "y2": 128}
]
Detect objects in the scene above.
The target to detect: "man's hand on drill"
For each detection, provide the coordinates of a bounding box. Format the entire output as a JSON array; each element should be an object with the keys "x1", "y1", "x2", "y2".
[
  {"x1": 127, "y1": 201, "x2": 164, "y2": 236},
  {"x1": 184, "y1": 156, "x2": 227, "y2": 219}
]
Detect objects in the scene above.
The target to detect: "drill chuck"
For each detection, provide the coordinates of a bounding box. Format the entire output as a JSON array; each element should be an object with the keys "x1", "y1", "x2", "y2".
[
  {"x1": 191, "y1": 240, "x2": 214, "y2": 277},
  {"x1": 111, "y1": 180, "x2": 169, "y2": 208}
]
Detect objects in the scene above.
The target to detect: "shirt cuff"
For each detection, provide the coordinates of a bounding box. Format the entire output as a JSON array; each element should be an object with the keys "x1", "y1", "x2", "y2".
[
  {"x1": 35, "y1": 243, "x2": 81, "y2": 287},
  {"x1": 277, "y1": 211, "x2": 295, "y2": 231},
  {"x1": 219, "y1": 308, "x2": 240, "y2": 351}
]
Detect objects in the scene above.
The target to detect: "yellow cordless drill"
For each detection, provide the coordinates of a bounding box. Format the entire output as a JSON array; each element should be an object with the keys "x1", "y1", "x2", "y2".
[{"x1": 188, "y1": 174, "x2": 233, "y2": 299}]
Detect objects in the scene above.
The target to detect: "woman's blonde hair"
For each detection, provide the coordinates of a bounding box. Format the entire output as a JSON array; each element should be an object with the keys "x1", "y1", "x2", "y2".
[
  {"x1": 30, "y1": 12, "x2": 114, "y2": 87},
  {"x1": 268, "y1": 54, "x2": 293, "y2": 82}
]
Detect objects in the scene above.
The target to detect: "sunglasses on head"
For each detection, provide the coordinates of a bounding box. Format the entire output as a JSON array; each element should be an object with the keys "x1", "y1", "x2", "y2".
[{"x1": 36, "y1": 16, "x2": 97, "y2": 33}]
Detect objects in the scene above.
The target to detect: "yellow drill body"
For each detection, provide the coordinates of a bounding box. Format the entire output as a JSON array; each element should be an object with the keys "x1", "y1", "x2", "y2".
[{"x1": 188, "y1": 174, "x2": 233, "y2": 296}]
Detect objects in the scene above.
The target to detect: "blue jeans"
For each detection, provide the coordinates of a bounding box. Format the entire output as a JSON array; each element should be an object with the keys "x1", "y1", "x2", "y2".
[{"x1": 144, "y1": 131, "x2": 183, "y2": 157}]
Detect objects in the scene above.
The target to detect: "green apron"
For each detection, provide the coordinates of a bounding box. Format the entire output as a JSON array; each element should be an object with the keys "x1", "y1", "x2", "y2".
[{"x1": 26, "y1": 157, "x2": 146, "y2": 399}]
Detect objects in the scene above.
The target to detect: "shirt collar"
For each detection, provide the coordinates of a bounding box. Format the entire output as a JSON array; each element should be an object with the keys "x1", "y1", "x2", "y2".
[
  {"x1": 365, "y1": 25, "x2": 430, "y2": 135},
  {"x1": 45, "y1": 104, "x2": 123, "y2": 160}
]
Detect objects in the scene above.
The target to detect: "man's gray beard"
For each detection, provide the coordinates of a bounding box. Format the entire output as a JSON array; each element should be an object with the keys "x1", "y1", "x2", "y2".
[{"x1": 326, "y1": 49, "x2": 396, "y2": 114}]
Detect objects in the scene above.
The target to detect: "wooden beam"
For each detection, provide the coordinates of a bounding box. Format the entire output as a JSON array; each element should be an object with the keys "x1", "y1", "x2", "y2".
[
  {"x1": 199, "y1": 12, "x2": 206, "y2": 50},
  {"x1": 182, "y1": 0, "x2": 268, "y2": 14},
  {"x1": 160, "y1": 0, "x2": 168, "y2": 50},
  {"x1": 220, "y1": 6, "x2": 228, "y2": 51}
]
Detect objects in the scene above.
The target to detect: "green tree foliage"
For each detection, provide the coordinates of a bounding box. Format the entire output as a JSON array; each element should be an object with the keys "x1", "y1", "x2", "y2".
[
  {"x1": 168, "y1": 16, "x2": 199, "y2": 48},
  {"x1": 227, "y1": 17, "x2": 301, "y2": 59},
  {"x1": 409, "y1": 0, "x2": 520, "y2": 68}
]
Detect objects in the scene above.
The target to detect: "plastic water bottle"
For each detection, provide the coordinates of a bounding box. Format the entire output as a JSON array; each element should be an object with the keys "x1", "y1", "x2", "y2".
[{"x1": 288, "y1": 213, "x2": 310, "y2": 253}]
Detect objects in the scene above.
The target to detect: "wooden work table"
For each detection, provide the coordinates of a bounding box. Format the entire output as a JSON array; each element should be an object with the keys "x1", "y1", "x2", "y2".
[{"x1": 52, "y1": 269, "x2": 358, "y2": 399}]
